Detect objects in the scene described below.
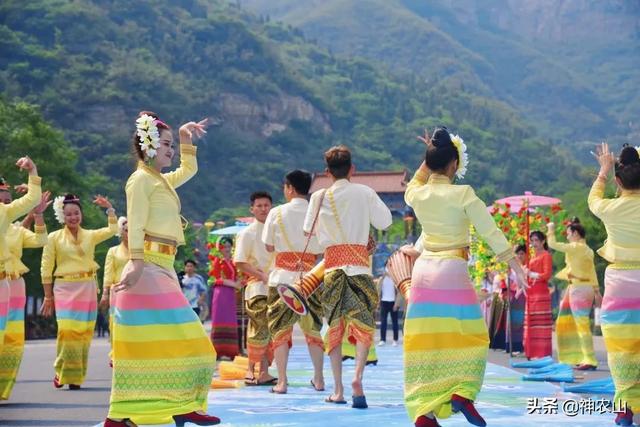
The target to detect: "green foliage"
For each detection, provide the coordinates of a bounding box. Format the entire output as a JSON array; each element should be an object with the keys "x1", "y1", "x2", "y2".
[
  {"x1": 0, "y1": 0, "x2": 591, "y2": 225},
  {"x1": 0, "y1": 97, "x2": 118, "y2": 296}
]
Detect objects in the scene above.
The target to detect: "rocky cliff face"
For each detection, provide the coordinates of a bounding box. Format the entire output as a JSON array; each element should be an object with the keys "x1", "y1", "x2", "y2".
[
  {"x1": 215, "y1": 92, "x2": 331, "y2": 137},
  {"x1": 440, "y1": 0, "x2": 640, "y2": 44}
]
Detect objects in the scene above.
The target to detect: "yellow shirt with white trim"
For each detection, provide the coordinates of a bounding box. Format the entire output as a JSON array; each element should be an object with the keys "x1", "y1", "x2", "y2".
[
  {"x1": 126, "y1": 144, "x2": 197, "y2": 260},
  {"x1": 5, "y1": 222, "x2": 48, "y2": 276},
  {"x1": 40, "y1": 217, "x2": 117, "y2": 284},
  {"x1": 588, "y1": 178, "x2": 640, "y2": 264},
  {"x1": 404, "y1": 171, "x2": 512, "y2": 262},
  {"x1": 0, "y1": 175, "x2": 42, "y2": 272}
]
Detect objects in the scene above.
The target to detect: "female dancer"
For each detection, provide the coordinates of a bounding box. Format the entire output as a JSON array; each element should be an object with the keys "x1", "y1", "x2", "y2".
[
  {"x1": 0, "y1": 157, "x2": 41, "y2": 357},
  {"x1": 548, "y1": 218, "x2": 600, "y2": 370},
  {"x1": 404, "y1": 128, "x2": 527, "y2": 427},
  {"x1": 40, "y1": 193, "x2": 118, "y2": 388},
  {"x1": 0, "y1": 182, "x2": 49, "y2": 400},
  {"x1": 99, "y1": 216, "x2": 129, "y2": 363},
  {"x1": 589, "y1": 143, "x2": 640, "y2": 426},
  {"x1": 105, "y1": 112, "x2": 219, "y2": 427},
  {"x1": 209, "y1": 236, "x2": 241, "y2": 359},
  {"x1": 523, "y1": 230, "x2": 553, "y2": 359}
]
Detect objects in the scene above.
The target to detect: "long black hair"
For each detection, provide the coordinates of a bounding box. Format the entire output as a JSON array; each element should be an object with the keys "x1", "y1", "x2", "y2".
[{"x1": 530, "y1": 230, "x2": 548, "y2": 250}]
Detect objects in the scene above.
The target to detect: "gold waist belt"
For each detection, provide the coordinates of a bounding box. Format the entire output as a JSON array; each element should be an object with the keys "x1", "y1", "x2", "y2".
[
  {"x1": 57, "y1": 271, "x2": 96, "y2": 281},
  {"x1": 0, "y1": 272, "x2": 20, "y2": 281},
  {"x1": 422, "y1": 247, "x2": 469, "y2": 261},
  {"x1": 609, "y1": 262, "x2": 640, "y2": 270},
  {"x1": 144, "y1": 240, "x2": 177, "y2": 256}
]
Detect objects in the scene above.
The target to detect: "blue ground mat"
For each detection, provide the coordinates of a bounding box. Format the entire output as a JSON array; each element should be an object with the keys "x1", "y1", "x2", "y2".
[{"x1": 97, "y1": 346, "x2": 617, "y2": 426}]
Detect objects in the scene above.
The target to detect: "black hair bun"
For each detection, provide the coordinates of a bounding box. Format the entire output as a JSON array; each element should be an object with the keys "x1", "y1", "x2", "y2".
[
  {"x1": 620, "y1": 145, "x2": 640, "y2": 166},
  {"x1": 570, "y1": 217, "x2": 580, "y2": 224},
  {"x1": 431, "y1": 127, "x2": 452, "y2": 148},
  {"x1": 63, "y1": 194, "x2": 80, "y2": 203}
]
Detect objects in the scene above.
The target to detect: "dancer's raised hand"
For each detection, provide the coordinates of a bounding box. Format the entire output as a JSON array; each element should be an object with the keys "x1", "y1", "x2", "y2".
[
  {"x1": 16, "y1": 156, "x2": 38, "y2": 176},
  {"x1": 416, "y1": 128, "x2": 431, "y2": 147},
  {"x1": 33, "y1": 191, "x2": 52, "y2": 215},
  {"x1": 14, "y1": 184, "x2": 28, "y2": 194},
  {"x1": 593, "y1": 142, "x2": 615, "y2": 177},
  {"x1": 179, "y1": 118, "x2": 208, "y2": 141},
  {"x1": 93, "y1": 194, "x2": 113, "y2": 210}
]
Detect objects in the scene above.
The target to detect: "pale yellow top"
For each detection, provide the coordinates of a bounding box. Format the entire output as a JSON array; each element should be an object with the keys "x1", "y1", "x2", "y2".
[
  {"x1": 0, "y1": 175, "x2": 42, "y2": 272},
  {"x1": 103, "y1": 243, "x2": 129, "y2": 288},
  {"x1": 5, "y1": 222, "x2": 48, "y2": 276},
  {"x1": 547, "y1": 234, "x2": 598, "y2": 288},
  {"x1": 588, "y1": 178, "x2": 640, "y2": 263},
  {"x1": 41, "y1": 216, "x2": 118, "y2": 283},
  {"x1": 404, "y1": 171, "x2": 512, "y2": 262},
  {"x1": 126, "y1": 144, "x2": 197, "y2": 260}
]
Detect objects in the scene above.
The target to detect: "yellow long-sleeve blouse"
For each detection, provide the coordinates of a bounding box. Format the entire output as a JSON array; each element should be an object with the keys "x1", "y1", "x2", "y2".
[
  {"x1": 103, "y1": 243, "x2": 129, "y2": 289},
  {"x1": 40, "y1": 216, "x2": 118, "y2": 284},
  {"x1": 126, "y1": 144, "x2": 197, "y2": 260},
  {"x1": 0, "y1": 175, "x2": 42, "y2": 273},
  {"x1": 405, "y1": 171, "x2": 512, "y2": 262},
  {"x1": 5, "y1": 222, "x2": 48, "y2": 277},
  {"x1": 548, "y1": 233, "x2": 598, "y2": 288},
  {"x1": 588, "y1": 178, "x2": 640, "y2": 264}
]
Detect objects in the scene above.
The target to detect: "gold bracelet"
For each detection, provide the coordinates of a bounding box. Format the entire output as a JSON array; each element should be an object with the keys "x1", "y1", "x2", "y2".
[{"x1": 44, "y1": 296, "x2": 54, "y2": 301}]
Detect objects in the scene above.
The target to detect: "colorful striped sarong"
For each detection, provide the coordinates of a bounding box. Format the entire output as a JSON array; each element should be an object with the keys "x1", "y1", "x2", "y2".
[
  {"x1": 556, "y1": 284, "x2": 597, "y2": 366},
  {"x1": 323, "y1": 270, "x2": 377, "y2": 354},
  {"x1": 267, "y1": 287, "x2": 323, "y2": 350},
  {"x1": 524, "y1": 286, "x2": 553, "y2": 359},
  {"x1": 0, "y1": 278, "x2": 8, "y2": 356},
  {"x1": 53, "y1": 279, "x2": 97, "y2": 385},
  {"x1": 404, "y1": 257, "x2": 488, "y2": 421},
  {"x1": 601, "y1": 268, "x2": 640, "y2": 412},
  {"x1": 210, "y1": 285, "x2": 240, "y2": 358},
  {"x1": 0, "y1": 278, "x2": 26, "y2": 399},
  {"x1": 108, "y1": 262, "x2": 216, "y2": 425},
  {"x1": 246, "y1": 294, "x2": 271, "y2": 364}
]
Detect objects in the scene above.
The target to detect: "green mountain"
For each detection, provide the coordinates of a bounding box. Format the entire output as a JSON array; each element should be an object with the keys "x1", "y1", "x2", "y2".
[
  {"x1": 242, "y1": 0, "x2": 640, "y2": 153},
  {"x1": 1, "y1": 0, "x2": 590, "y2": 222}
]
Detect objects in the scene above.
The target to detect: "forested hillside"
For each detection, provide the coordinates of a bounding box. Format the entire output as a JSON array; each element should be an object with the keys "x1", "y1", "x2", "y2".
[{"x1": 0, "y1": 0, "x2": 590, "y2": 221}]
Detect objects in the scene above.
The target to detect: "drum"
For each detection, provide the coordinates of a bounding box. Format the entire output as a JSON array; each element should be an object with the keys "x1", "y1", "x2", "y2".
[
  {"x1": 276, "y1": 261, "x2": 325, "y2": 316},
  {"x1": 386, "y1": 250, "x2": 415, "y2": 299},
  {"x1": 277, "y1": 235, "x2": 376, "y2": 315}
]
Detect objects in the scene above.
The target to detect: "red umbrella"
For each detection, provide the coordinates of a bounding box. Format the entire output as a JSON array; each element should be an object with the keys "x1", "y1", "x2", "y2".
[
  {"x1": 494, "y1": 191, "x2": 562, "y2": 263},
  {"x1": 494, "y1": 191, "x2": 561, "y2": 213}
]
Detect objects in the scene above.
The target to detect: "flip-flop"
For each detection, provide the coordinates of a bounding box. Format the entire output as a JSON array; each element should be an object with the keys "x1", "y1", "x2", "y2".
[
  {"x1": 310, "y1": 379, "x2": 325, "y2": 392},
  {"x1": 325, "y1": 396, "x2": 347, "y2": 404},
  {"x1": 352, "y1": 395, "x2": 368, "y2": 409},
  {"x1": 254, "y1": 377, "x2": 278, "y2": 386},
  {"x1": 270, "y1": 386, "x2": 287, "y2": 394}
]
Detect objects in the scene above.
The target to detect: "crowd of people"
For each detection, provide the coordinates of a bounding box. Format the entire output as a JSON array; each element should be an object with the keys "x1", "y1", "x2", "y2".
[{"x1": 0, "y1": 110, "x2": 638, "y2": 427}]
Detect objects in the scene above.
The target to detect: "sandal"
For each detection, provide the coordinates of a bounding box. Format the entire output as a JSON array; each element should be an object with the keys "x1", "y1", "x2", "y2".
[{"x1": 325, "y1": 395, "x2": 347, "y2": 404}]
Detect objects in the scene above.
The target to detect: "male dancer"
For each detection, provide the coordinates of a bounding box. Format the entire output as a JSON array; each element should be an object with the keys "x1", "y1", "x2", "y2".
[
  {"x1": 262, "y1": 170, "x2": 325, "y2": 394},
  {"x1": 235, "y1": 191, "x2": 276, "y2": 385},
  {"x1": 304, "y1": 146, "x2": 392, "y2": 408}
]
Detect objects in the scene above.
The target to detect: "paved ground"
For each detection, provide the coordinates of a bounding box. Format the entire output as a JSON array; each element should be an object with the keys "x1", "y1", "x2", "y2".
[{"x1": 0, "y1": 329, "x2": 612, "y2": 427}]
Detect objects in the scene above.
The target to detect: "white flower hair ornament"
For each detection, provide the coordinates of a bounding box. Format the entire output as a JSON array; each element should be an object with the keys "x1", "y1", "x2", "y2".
[
  {"x1": 135, "y1": 114, "x2": 161, "y2": 159},
  {"x1": 117, "y1": 216, "x2": 128, "y2": 238},
  {"x1": 450, "y1": 133, "x2": 468, "y2": 180},
  {"x1": 53, "y1": 196, "x2": 65, "y2": 224}
]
